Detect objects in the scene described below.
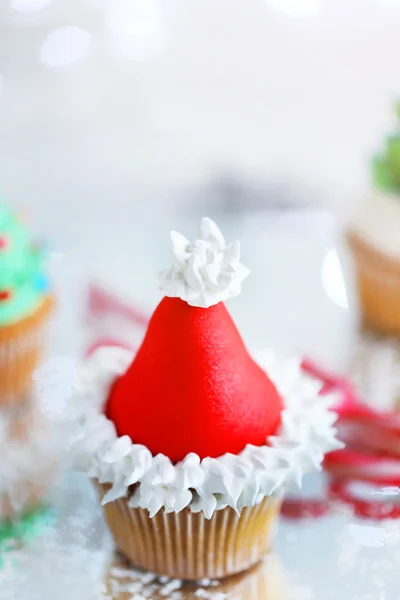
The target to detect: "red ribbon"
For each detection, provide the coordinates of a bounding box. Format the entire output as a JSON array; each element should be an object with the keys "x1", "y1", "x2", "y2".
[{"x1": 283, "y1": 359, "x2": 400, "y2": 521}]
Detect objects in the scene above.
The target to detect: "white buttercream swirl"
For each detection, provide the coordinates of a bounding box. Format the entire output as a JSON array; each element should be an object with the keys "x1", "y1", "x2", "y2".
[
  {"x1": 159, "y1": 217, "x2": 250, "y2": 308},
  {"x1": 67, "y1": 347, "x2": 343, "y2": 519}
]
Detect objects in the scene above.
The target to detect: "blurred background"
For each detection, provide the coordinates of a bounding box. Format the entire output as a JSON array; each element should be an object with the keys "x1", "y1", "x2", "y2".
[
  {"x1": 7, "y1": 0, "x2": 398, "y2": 367},
  {"x1": 3, "y1": 2, "x2": 400, "y2": 598},
  {"x1": 2, "y1": 0, "x2": 398, "y2": 209}
]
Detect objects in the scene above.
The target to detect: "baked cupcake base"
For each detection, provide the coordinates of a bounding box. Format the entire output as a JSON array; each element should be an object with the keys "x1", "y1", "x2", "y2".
[
  {"x1": 0, "y1": 295, "x2": 53, "y2": 406},
  {"x1": 98, "y1": 483, "x2": 281, "y2": 581},
  {"x1": 348, "y1": 231, "x2": 400, "y2": 337}
]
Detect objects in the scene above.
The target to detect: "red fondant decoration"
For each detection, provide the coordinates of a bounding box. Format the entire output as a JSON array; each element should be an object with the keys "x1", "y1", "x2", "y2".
[
  {"x1": 107, "y1": 297, "x2": 283, "y2": 462},
  {"x1": 0, "y1": 289, "x2": 11, "y2": 301},
  {"x1": 0, "y1": 236, "x2": 8, "y2": 249}
]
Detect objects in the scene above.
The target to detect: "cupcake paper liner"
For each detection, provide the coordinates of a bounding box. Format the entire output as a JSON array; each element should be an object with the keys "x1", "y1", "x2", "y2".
[
  {"x1": 0, "y1": 295, "x2": 53, "y2": 406},
  {"x1": 348, "y1": 231, "x2": 400, "y2": 337},
  {"x1": 99, "y1": 483, "x2": 281, "y2": 581}
]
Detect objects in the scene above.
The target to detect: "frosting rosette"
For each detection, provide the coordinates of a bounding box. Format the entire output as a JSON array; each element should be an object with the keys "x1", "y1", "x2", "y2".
[
  {"x1": 159, "y1": 217, "x2": 250, "y2": 308},
  {"x1": 0, "y1": 201, "x2": 53, "y2": 405},
  {"x1": 68, "y1": 346, "x2": 343, "y2": 519}
]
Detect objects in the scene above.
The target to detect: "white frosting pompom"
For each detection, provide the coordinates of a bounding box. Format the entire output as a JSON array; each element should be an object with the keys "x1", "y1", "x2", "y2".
[{"x1": 159, "y1": 217, "x2": 250, "y2": 308}]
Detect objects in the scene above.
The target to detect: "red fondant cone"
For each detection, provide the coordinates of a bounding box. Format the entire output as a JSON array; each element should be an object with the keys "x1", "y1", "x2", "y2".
[{"x1": 107, "y1": 297, "x2": 283, "y2": 462}]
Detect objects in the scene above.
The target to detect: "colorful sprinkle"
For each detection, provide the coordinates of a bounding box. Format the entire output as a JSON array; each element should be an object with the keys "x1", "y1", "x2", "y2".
[
  {"x1": 35, "y1": 274, "x2": 48, "y2": 292},
  {"x1": 0, "y1": 290, "x2": 11, "y2": 301},
  {"x1": 0, "y1": 236, "x2": 8, "y2": 249}
]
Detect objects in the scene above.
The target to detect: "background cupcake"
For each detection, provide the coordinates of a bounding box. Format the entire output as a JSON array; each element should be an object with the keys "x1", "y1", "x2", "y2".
[
  {"x1": 69, "y1": 218, "x2": 342, "y2": 581},
  {"x1": 0, "y1": 202, "x2": 53, "y2": 405},
  {"x1": 348, "y1": 103, "x2": 400, "y2": 337}
]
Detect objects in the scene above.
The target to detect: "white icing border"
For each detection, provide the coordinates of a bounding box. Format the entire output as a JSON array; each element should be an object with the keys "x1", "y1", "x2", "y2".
[{"x1": 68, "y1": 347, "x2": 343, "y2": 519}]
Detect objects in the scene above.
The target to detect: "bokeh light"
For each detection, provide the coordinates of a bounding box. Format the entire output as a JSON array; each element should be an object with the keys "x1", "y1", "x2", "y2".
[
  {"x1": 372, "y1": 0, "x2": 400, "y2": 6},
  {"x1": 106, "y1": 0, "x2": 169, "y2": 60},
  {"x1": 266, "y1": 0, "x2": 323, "y2": 18},
  {"x1": 39, "y1": 26, "x2": 92, "y2": 67},
  {"x1": 322, "y1": 248, "x2": 349, "y2": 310},
  {"x1": 11, "y1": 0, "x2": 54, "y2": 12}
]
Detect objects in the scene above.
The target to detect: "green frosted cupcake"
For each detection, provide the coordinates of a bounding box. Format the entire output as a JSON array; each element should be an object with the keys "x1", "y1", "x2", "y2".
[{"x1": 0, "y1": 203, "x2": 53, "y2": 405}]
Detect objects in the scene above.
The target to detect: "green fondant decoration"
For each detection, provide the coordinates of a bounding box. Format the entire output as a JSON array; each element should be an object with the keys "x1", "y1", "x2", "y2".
[{"x1": 373, "y1": 104, "x2": 400, "y2": 194}]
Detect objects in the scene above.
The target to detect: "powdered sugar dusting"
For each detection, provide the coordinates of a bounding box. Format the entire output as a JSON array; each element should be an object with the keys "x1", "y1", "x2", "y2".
[
  {"x1": 194, "y1": 589, "x2": 227, "y2": 599},
  {"x1": 160, "y1": 217, "x2": 250, "y2": 308},
  {"x1": 103, "y1": 563, "x2": 227, "y2": 599},
  {"x1": 0, "y1": 400, "x2": 58, "y2": 517}
]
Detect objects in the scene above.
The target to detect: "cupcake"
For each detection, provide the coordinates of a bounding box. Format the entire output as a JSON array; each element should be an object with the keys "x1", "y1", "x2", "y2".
[
  {"x1": 70, "y1": 218, "x2": 342, "y2": 581},
  {"x1": 0, "y1": 202, "x2": 53, "y2": 404},
  {"x1": 348, "y1": 104, "x2": 400, "y2": 336},
  {"x1": 0, "y1": 402, "x2": 56, "y2": 521}
]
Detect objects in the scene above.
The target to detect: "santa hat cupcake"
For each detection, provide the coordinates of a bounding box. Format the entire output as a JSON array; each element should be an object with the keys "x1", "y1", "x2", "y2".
[{"x1": 69, "y1": 218, "x2": 342, "y2": 580}]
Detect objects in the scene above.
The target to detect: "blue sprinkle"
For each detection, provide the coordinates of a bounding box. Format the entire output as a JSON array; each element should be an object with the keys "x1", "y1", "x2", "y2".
[{"x1": 35, "y1": 274, "x2": 48, "y2": 292}]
